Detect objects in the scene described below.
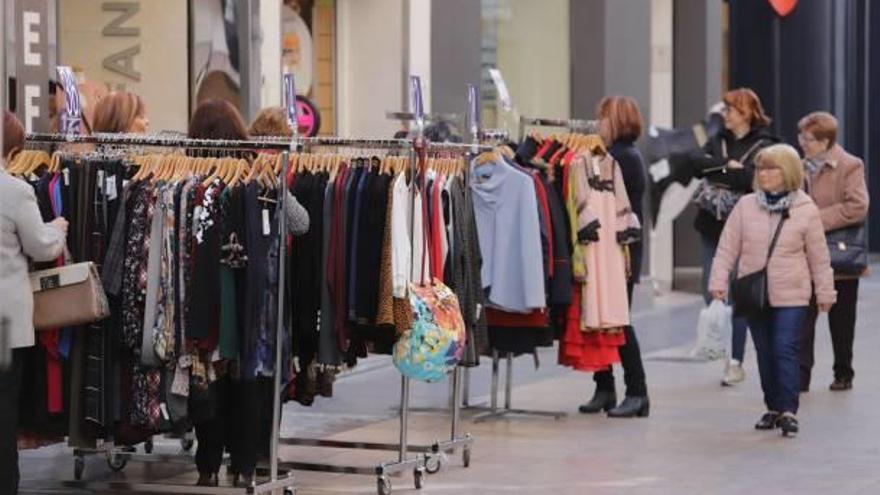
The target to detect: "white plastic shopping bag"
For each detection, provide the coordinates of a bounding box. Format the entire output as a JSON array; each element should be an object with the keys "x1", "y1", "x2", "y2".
[{"x1": 691, "y1": 300, "x2": 732, "y2": 360}]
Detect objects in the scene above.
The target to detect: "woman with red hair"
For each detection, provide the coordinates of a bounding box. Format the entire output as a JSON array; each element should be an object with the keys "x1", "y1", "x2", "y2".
[{"x1": 691, "y1": 88, "x2": 780, "y2": 387}]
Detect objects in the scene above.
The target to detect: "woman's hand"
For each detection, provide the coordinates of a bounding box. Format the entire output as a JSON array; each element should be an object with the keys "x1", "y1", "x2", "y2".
[
  {"x1": 712, "y1": 290, "x2": 727, "y2": 301},
  {"x1": 727, "y1": 159, "x2": 744, "y2": 170},
  {"x1": 49, "y1": 217, "x2": 69, "y2": 235},
  {"x1": 817, "y1": 302, "x2": 833, "y2": 313}
]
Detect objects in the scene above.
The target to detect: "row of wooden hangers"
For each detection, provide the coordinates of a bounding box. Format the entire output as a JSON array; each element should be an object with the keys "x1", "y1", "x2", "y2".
[
  {"x1": 129, "y1": 153, "x2": 282, "y2": 189},
  {"x1": 529, "y1": 131, "x2": 607, "y2": 155},
  {"x1": 474, "y1": 145, "x2": 515, "y2": 167},
  {"x1": 425, "y1": 155, "x2": 467, "y2": 177},
  {"x1": 5, "y1": 149, "x2": 63, "y2": 177},
  {"x1": 291, "y1": 153, "x2": 413, "y2": 179}
]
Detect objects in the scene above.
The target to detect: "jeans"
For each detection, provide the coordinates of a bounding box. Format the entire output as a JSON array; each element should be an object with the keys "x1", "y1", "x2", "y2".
[
  {"x1": 593, "y1": 281, "x2": 648, "y2": 397},
  {"x1": 800, "y1": 279, "x2": 860, "y2": 388},
  {"x1": 700, "y1": 232, "x2": 749, "y2": 362},
  {"x1": 748, "y1": 307, "x2": 807, "y2": 414},
  {"x1": 0, "y1": 349, "x2": 24, "y2": 495}
]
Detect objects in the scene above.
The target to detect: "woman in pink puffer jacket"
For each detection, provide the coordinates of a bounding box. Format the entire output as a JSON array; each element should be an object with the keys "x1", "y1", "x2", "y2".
[{"x1": 710, "y1": 143, "x2": 836, "y2": 438}]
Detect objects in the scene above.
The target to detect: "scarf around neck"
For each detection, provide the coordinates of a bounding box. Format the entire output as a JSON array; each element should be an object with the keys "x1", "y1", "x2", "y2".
[{"x1": 756, "y1": 189, "x2": 795, "y2": 213}]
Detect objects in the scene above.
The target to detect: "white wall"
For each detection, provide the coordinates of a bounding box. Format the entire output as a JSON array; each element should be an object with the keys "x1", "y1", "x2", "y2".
[
  {"x1": 496, "y1": 0, "x2": 570, "y2": 130},
  {"x1": 408, "y1": 0, "x2": 432, "y2": 113},
  {"x1": 336, "y1": 0, "x2": 406, "y2": 138},
  {"x1": 260, "y1": 0, "x2": 282, "y2": 108}
]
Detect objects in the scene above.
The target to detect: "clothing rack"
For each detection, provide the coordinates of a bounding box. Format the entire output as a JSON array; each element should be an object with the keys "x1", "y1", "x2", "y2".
[
  {"x1": 454, "y1": 118, "x2": 579, "y2": 422},
  {"x1": 518, "y1": 116, "x2": 600, "y2": 138},
  {"x1": 23, "y1": 132, "x2": 296, "y2": 494}
]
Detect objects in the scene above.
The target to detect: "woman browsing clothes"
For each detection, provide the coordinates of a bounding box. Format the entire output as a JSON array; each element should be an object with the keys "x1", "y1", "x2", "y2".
[
  {"x1": 709, "y1": 144, "x2": 835, "y2": 437},
  {"x1": 796, "y1": 112, "x2": 869, "y2": 392},
  {"x1": 691, "y1": 88, "x2": 779, "y2": 386},
  {"x1": 1, "y1": 111, "x2": 69, "y2": 494}
]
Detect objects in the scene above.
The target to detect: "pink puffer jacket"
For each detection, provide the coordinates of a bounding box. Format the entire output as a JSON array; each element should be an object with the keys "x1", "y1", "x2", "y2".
[{"x1": 709, "y1": 190, "x2": 837, "y2": 308}]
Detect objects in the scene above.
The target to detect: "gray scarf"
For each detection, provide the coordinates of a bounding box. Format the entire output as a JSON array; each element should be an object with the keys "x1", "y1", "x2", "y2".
[{"x1": 756, "y1": 190, "x2": 796, "y2": 213}]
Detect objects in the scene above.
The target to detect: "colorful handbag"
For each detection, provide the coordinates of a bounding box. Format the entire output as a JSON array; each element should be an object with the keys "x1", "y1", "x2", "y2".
[{"x1": 392, "y1": 153, "x2": 467, "y2": 382}]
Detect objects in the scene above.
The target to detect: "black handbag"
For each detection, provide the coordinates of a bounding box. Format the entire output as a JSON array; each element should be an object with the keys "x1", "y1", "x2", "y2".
[
  {"x1": 732, "y1": 210, "x2": 788, "y2": 318},
  {"x1": 825, "y1": 223, "x2": 868, "y2": 275}
]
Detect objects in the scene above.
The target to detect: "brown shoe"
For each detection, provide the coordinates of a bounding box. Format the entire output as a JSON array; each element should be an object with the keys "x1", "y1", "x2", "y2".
[{"x1": 829, "y1": 379, "x2": 852, "y2": 391}]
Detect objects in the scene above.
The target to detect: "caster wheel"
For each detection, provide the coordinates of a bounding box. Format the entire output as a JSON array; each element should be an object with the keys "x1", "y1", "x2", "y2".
[
  {"x1": 283, "y1": 488, "x2": 296, "y2": 495},
  {"x1": 144, "y1": 438, "x2": 154, "y2": 454},
  {"x1": 181, "y1": 438, "x2": 194, "y2": 452},
  {"x1": 463, "y1": 447, "x2": 471, "y2": 468},
  {"x1": 377, "y1": 475, "x2": 392, "y2": 495},
  {"x1": 414, "y1": 467, "x2": 425, "y2": 490},
  {"x1": 107, "y1": 453, "x2": 128, "y2": 472},
  {"x1": 425, "y1": 454, "x2": 441, "y2": 475},
  {"x1": 74, "y1": 457, "x2": 85, "y2": 480}
]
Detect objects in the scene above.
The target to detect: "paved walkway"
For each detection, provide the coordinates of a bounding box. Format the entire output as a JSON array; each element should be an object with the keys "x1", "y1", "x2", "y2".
[{"x1": 20, "y1": 270, "x2": 880, "y2": 494}]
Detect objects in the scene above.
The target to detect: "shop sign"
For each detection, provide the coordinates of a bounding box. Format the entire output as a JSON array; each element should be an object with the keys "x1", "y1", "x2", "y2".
[{"x1": 14, "y1": 0, "x2": 50, "y2": 133}]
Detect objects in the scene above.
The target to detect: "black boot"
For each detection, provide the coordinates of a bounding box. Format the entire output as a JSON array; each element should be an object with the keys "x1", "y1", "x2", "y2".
[
  {"x1": 578, "y1": 389, "x2": 617, "y2": 414},
  {"x1": 234, "y1": 472, "x2": 256, "y2": 488},
  {"x1": 607, "y1": 396, "x2": 650, "y2": 418}
]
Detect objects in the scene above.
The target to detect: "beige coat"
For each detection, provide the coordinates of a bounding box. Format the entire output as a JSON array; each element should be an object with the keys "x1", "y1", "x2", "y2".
[
  {"x1": 0, "y1": 168, "x2": 66, "y2": 349},
  {"x1": 805, "y1": 144, "x2": 870, "y2": 279},
  {"x1": 710, "y1": 190, "x2": 836, "y2": 308}
]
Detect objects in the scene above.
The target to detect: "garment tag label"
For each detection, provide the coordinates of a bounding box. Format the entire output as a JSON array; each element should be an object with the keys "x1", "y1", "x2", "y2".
[
  {"x1": 106, "y1": 175, "x2": 118, "y2": 201},
  {"x1": 62, "y1": 168, "x2": 70, "y2": 186},
  {"x1": 262, "y1": 208, "x2": 271, "y2": 236},
  {"x1": 159, "y1": 402, "x2": 170, "y2": 421},
  {"x1": 97, "y1": 170, "x2": 105, "y2": 192}
]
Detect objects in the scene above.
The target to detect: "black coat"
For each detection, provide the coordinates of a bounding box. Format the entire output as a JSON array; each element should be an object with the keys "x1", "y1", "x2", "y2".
[
  {"x1": 691, "y1": 126, "x2": 780, "y2": 241},
  {"x1": 609, "y1": 140, "x2": 647, "y2": 284}
]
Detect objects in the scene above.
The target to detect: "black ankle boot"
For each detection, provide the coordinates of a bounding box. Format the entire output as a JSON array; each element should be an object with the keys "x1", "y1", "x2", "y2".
[
  {"x1": 607, "y1": 396, "x2": 650, "y2": 418},
  {"x1": 754, "y1": 411, "x2": 780, "y2": 430},
  {"x1": 578, "y1": 389, "x2": 617, "y2": 414}
]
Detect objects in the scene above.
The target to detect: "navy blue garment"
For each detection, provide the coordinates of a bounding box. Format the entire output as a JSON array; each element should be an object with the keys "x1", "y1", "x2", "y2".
[{"x1": 748, "y1": 307, "x2": 807, "y2": 414}]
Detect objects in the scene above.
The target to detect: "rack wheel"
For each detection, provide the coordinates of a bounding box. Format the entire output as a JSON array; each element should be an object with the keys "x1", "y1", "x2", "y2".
[
  {"x1": 74, "y1": 457, "x2": 85, "y2": 480},
  {"x1": 144, "y1": 438, "x2": 154, "y2": 454},
  {"x1": 181, "y1": 437, "x2": 195, "y2": 452},
  {"x1": 414, "y1": 467, "x2": 425, "y2": 490},
  {"x1": 107, "y1": 452, "x2": 128, "y2": 472},
  {"x1": 425, "y1": 453, "x2": 441, "y2": 474},
  {"x1": 377, "y1": 475, "x2": 392, "y2": 495},
  {"x1": 283, "y1": 488, "x2": 296, "y2": 495},
  {"x1": 463, "y1": 447, "x2": 471, "y2": 468}
]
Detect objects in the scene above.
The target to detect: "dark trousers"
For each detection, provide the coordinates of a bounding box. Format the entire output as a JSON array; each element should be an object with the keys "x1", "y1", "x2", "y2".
[
  {"x1": 800, "y1": 279, "x2": 860, "y2": 388},
  {"x1": 194, "y1": 377, "x2": 263, "y2": 477},
  {"x1": 0, "y1": 349, "x2": 25, "y2": 495},
  {"x1": 748, "y1": 307, "x2": 807, "y2": 414},
  {"x1": 594, "y1": 281, "x2": 648, "y2": 397}
]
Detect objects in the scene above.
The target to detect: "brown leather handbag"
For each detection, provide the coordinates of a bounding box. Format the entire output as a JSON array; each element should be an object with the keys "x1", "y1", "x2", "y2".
[{"x1": 30, "y1": 260, "x2": 110, "y2": 330}]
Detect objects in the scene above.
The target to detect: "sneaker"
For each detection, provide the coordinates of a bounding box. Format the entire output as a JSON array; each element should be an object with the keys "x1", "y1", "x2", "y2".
[
  {"x1": 754, "y1": 411, "x2": 780, "y2": 430},
  {"x1": 778, "y1": 413, "x2": 799, "y2": 437},
  {"x1": 721, "y1": 360, "x2": 745, "y2": 386}
]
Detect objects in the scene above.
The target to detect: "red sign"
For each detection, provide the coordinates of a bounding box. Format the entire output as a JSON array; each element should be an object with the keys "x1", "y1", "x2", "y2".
[{"x1": 768, "y1": 0, "x2": 798, "y2": 17}]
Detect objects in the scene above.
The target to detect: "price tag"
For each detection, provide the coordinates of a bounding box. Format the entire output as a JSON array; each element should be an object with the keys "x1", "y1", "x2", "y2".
[
  {"x1": 262, "y1": 208, "x2": 271, "y2": 236},
  {"x1": 106, "y1": 175, "x2": 118, "y2": 201},
  {"x1": 62, "y1": 168, "x2": 70, "y2": 186},
  {"x1": 488, "y1": 68, "x2": 512, "y2": 112}
]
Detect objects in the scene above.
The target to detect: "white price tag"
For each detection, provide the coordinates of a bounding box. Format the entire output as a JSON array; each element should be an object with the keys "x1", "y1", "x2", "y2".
[
  {"x1": 97, "y1": 170, "x2": 105, "y2": 192},
  {"x1": 106, "y1": 175, "x2": 118, "y2": 201},
  {"x1": 262, "y1": 208, "x2": 271, "y2": 236},
  {"x1": 62, "y1": 168, "x2": 70, "y2": 186}
]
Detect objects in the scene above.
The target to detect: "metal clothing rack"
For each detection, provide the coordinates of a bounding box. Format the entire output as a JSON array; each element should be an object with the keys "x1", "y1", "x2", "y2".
[
  {"x1": 518, "y1": 116, "x2": 600, "y2": 138},
  {"x1": 272, "y1": 136, "x2": 429, "y2": 495},
  {"x1": 24, "y1": 131, "x2": 297, "y2": 495}
]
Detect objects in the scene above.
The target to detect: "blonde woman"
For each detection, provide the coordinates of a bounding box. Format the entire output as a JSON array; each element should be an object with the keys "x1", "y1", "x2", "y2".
[{"x1": 709, "y1": 144, "x2": 835, "y2": 437}]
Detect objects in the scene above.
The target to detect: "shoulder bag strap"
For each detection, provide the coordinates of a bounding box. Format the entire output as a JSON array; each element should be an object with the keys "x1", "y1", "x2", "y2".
[{"x1": 765, "y1": 209, "x2": 789, "y2": 265}]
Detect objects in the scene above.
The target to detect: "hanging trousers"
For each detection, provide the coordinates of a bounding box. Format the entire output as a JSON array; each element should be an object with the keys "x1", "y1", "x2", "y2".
[
  {"x1": 799, "y1": 278, "x2": 860, "y2": 389},
  {"x1": 194, "y1": 376, "x2": 263, "y2": 476},
  {"x1": 593, "y1": 281, "x2": 648, "y2": 397}
]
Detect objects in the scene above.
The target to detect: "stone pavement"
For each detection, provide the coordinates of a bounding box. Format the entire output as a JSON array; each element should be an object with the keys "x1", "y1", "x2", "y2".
[{"x1": 19, "y1": 270, "x2": 880, "y2": 494}]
